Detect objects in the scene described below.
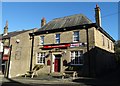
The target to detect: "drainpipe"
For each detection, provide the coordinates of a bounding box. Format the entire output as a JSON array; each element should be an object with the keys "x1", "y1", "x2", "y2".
[
  {"x1": 83, "y1": 25, "x2": 90, "y2": 76},
  {"x1": 29, "y1": 33, "x2": 34, "y2": 73},
  {"x1": 86, "y1": 28, "x2": 90, "y2": 76},
  {"x1": 7, "y1": 45, "x2": 12, "y2": 78}
]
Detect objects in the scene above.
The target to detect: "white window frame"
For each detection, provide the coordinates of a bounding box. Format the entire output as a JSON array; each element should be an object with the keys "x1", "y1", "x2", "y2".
[
  {"x1": 55, "y1": 33, "x2": 60, "y2": 44},
  {"x1": 70, "y1": 50, "x2": 84, "y2": 65},
  {"x1": 102, "y1": 35, "x2": 105, "y2": 46},
  {"x1": 73, "y1": 31, "x2": 79, "y2": 42},
  {"x1": 107, "y1": 39, "x2": 109, "y2": 49},
  {"x1": 111, "y1": 42, "x2": 112, "y2": 50},
  {"x1": 36, "y1": 52, "x2": 46, "y2": 64},
  {"x1": 40, "y1": 36, "x2": 44, "y2": 45}
]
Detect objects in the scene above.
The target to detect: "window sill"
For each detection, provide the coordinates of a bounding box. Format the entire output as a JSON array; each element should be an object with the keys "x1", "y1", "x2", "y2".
[
  {"x1": 73, "y1": 41, "x2": 79, "y2": 43},
  {"x1": 70, "y1": 64, "x2": 83, "y2": 66},
  {"x1": 38, "y1": 44, "x2": 44, "y2": 46},
  {"x1": 36, "y1": 63, "x2": 45, "y2": 65}
]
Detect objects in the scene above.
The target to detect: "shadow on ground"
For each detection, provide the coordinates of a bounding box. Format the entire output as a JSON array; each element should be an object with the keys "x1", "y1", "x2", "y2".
[
  {"x1": 1, "y1": 77, "x2": 80, "y2": 86},
  {"x1": 73, "y1": 67, "x2": 120, "y2": 86},
  {"x1": 1, "y1": 78, "x2": 32, "y2": 86},
  {"x1": 2, "y1": 67, "x2": 120, "y2": 86}
]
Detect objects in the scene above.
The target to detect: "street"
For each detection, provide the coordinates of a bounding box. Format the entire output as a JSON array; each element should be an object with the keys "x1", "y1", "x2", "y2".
[
  {"x1": 1, "y1": 67, "x2": 120, "y2": 86},
  {"x1": 1, "y1": 79, "x2": 82, "y2": 86},
  {"x1": 73, "y1": 67, "x2": 120, "y2": 86},
  {"x1": 0, "y1": 75, "x2": 82, "y2": 86}
]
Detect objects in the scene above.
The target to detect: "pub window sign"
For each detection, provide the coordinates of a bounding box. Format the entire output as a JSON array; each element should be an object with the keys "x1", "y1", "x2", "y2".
[{"x1": 4, "y1": 47, "x2": 10, "y2": 55}]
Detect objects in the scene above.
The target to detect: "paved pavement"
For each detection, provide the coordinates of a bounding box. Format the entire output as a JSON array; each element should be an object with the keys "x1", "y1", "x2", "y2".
[
  {"x1": 0, "y1": 67, "x2": 120, "y2": 86},
  {"x1": 73, "y1": 67, "x2": 120, "y2": 86},
  {"x1": 0, "y1": 74, "x2": 83, "y2": 86}
]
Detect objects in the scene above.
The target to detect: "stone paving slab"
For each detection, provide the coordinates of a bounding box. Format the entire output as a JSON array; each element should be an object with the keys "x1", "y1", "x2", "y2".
[
  {"x1": 1, "y1": 67, "x2": 120, "y2": 86},
  {"x1": 1, "y1": 74, "x2": 83, "y2": 86}
]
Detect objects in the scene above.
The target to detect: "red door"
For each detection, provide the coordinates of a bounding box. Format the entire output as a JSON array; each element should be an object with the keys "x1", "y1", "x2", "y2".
[{"x1": 54, "y1": 58, "x2": 60, "y2": 72}]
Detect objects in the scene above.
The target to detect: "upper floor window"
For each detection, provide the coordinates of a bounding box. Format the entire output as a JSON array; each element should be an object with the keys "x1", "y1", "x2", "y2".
[
  {"x1": 36, "y1": 52, "x2": 46, "y2": 64},
  {"x1": 73, "y1": 31, "x2": 79, "y2": 42},
  {"x1": 111, "y1": 42, "x2": 113, "y2": 50},
  {"x1": 71, "y1": 50, "x2": 84, "y2": 65},
  {"x1": 107, "y1": 39, "x2": 110, "y2": 49},
  {"x1": 102, "y1": 35, "x2": 105, "y2": 46},
  {"x1": 40, "y1": 36, "x2": 44, "y2": 45},
  {"x1": 56, "y1": 34, "x2": 60, "y2": 44}
]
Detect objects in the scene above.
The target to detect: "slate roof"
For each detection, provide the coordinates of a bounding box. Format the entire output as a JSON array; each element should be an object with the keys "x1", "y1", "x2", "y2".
[
  {"x1": 37, "y1": 14, "x2": 92, "y2": 32},
  {"x1": 32, "y1": 14, "x2": 115, "y2": 42},
  {"x1": 2, "y1": 29, "x2": 33, "y2": 39}
]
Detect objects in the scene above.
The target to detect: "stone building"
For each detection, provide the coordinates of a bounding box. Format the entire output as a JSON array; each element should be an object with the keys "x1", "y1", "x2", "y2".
[
  {"x1": 29, "y1": 5, "x2": 116, "y2": 77},
  {"x1": 0, "y1": 34, "x2": 3, "y2": 74},
  {"x1": 1, "y1": 21, "x2": 37, "y2": 78},
  {"x1": 1, "y1": 5, "x2": 116, "y2": 78}
]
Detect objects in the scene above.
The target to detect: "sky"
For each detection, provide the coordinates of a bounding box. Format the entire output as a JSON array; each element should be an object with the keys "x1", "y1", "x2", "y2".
[
  {"x1": 1, "y1": 0, "x2": 120, "y2": 2},
  {"x1": 1, "y1": 2, "x2": 119, "y2": 40},
  {"x1": 118, "y1": 2, "x2": 120, "y2": 40}
]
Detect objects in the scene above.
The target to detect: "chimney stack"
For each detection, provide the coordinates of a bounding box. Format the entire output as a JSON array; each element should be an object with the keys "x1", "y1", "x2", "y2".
[
  {"x1": 41, "y1": 17, "x2": 46, "y2": 27},
  {"x1": 95, "y1": 4, "x2": 101, "y2": 27},
  {"x1": 3, "y1": 20, "x2": 8, "y2": 36}
]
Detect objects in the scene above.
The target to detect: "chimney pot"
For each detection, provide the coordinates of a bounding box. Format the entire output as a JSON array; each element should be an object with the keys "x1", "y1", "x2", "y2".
[
  {"x1": 3, "y1": 20, "x2": 8, "y2": 36},
  {"x1": 95, "y1": 4, "x2": 101, "y2": 27},
  {"x1": 41, "y1": 17, "x2": 46, "y2": 27},
  {"x1": 96, "y1": 4, "x2": 99, "y2": 8}
]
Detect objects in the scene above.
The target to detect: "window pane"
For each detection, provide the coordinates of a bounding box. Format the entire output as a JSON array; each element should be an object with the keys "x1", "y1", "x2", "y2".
[
  {"x1": 102, "y1": 35, "x2": 105, "y2": 46},
  {"x1": 56, "y1": 34, "x2": 60, "y2": 44},
  {"x1": 111, "y1": 42, "x2": 112, "y2": 50},
  {"x1": 56, "y1": 34, "x2": 60, "y2": 38},
  {"x1": 40, "y1": 36, "x2": 44, "y2": 45},
  {"x1": 108, "y1": 40, "x2": 109, "y2": 49},
  {"x1": 73, "y1": 31, "x2": 79, "y2": 42},
  {"x1": 71, "y1": 51, "x2": 83, "y2": 65},
  {"x1": 56, "y1": 39, "x2": 60, "y2": 44},
  {"x1": 37, "y1": 52, "x2": 45, "y2": 64}
]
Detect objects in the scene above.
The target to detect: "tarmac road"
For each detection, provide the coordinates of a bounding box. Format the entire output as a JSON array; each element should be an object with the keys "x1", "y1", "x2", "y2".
[
  {"x1": 1, "y1": 67, "x2": 120, "y2": 86},
  {"x1": 1, "y1": 79, "x2": 82, "y2": 86},
  {"x1": 0, "y1": 75, "x2": 82, "y2": 86}
]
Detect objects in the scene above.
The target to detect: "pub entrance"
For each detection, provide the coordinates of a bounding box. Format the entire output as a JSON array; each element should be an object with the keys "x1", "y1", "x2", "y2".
[{"x1": 54, "y1": 54, "x2": 61, "y2": 72}]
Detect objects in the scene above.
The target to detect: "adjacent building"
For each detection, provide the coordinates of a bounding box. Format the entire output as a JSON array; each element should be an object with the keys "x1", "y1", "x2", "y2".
[
  {"x1": 0, "y1": 34, "x2": 3, "y2": 74},
  {"x1": 1, "y1": 21, "x2": 37, "y2": 78},
  {"x1": 29, "y1": 5, "x2": 116, "y2": 77}
]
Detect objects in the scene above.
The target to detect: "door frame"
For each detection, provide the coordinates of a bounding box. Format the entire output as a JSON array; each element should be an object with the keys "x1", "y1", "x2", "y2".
[
  {"x1": 54, "y1": 57, "x2": 60, "y2": 72},
  {"x1": 51, "y1": 52, "x2": 62, "y2": 73}
]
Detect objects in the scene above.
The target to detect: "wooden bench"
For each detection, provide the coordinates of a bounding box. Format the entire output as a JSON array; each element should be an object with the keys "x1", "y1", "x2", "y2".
[
  {"x1": 62, "y1": 71, "x2": 78, "y2": 79},
  {"x1": 24, "y1": 65, "x2": 43, "y2": 78},
  {"x1": 24, "y1": 70, "x2": 38, "y2": 78}
]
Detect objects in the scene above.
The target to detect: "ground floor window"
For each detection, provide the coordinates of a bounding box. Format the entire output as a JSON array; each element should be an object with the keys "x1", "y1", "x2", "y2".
[
  {"x1": 71, "y1": 50, "x2": 84, "y2": 65},
  {"x1": 37, "y1": 52, "x2": 46, "y2": 64}
]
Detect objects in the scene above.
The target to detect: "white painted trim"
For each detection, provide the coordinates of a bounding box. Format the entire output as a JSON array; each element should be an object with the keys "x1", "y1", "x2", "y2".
[
  {"x1": 52, "y1": 54, "x2": 55, "y2": 72},
  {"x1": 51, "y1": 52, "x2": 62, "y2": 73},
  {"x1": 70, "y1": 64, "x2": 83, "y2": 66},
  {"x1": 36, "y1": 52, "x2": 45, "y2": 65},
  {"x1": 8, "y1": 61, "x2": 12, "y2": 78}
]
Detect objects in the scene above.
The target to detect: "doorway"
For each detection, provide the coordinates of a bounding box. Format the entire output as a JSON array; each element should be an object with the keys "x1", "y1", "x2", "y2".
[{"x1": 54, "y1": 54, "x2": 61, "y2": 72}]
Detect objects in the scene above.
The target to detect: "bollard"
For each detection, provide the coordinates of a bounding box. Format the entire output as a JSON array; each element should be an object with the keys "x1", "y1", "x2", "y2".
[
  {"x1": 73, "y1": 71, "x2": 77, "y2": 80},
  {"x1": 62, "y1": 73, "x2": 65, "y2": 79}
]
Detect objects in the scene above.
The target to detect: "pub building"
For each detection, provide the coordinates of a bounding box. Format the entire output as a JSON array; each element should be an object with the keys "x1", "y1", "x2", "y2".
[{"x1": 29, "y1": 5, "x2": 116, "y2": 77}]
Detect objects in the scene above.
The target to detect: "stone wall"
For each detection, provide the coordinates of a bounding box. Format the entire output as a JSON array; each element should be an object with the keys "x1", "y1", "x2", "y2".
[{"x1": 8, "y1": 30, "x2": 34, "y2": 78}]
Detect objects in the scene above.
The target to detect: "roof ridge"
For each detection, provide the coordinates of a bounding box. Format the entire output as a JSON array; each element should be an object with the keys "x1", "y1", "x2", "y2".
[
  {"x1": 53, "y1": 14, "x2": 84, "y2": 20},
  {"x1": 37, "y1": 13, "x2": 92, "y2": 32},
  {"x1": 2, "y1": 28, "x2": 37, "y2": 39},
  {"x1": 7, "y1": 28, "x2": 36, "y2": 34}
]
